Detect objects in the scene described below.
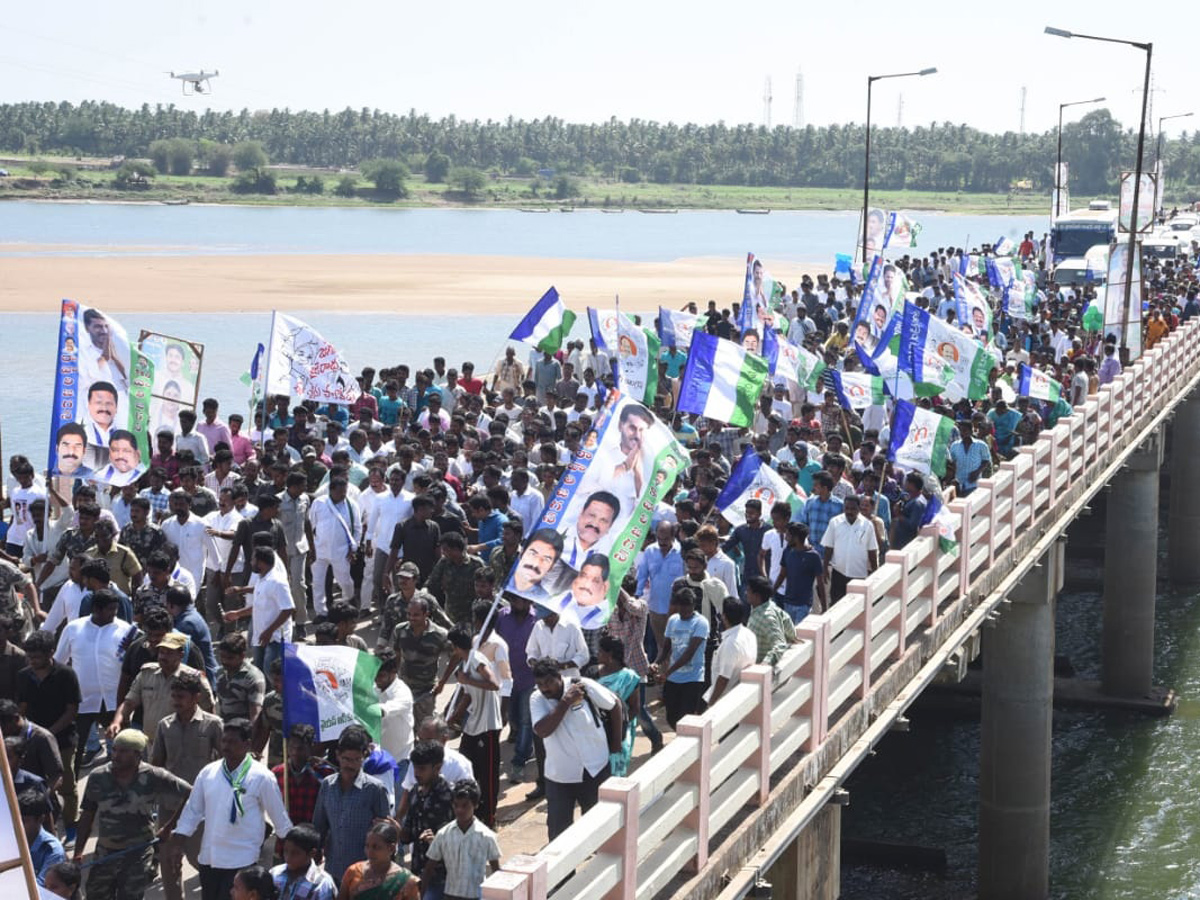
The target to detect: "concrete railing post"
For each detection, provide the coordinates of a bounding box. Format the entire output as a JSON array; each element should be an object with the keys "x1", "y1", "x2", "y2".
[
  {"x1": 741, "y1": 666, "x2": 774, "y2": 805},
  {"x1": 885, "y1": 549, "x2": 910, "y2": 659},
  {"x1": 794, "y1": 615, "x2": 829, "y2": 750},
  {"x1": 497, "y1": 856, "x2": 548, "y2": 900},
  {"x1": 598, "y1": 777, "x2": 641, "y2": 899},
  {"x1": 675, "y1": 717, "x2": 711, "y2": 872}
]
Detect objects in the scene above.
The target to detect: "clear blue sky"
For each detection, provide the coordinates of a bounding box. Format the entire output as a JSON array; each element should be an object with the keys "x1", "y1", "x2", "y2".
[{"x1": 2, "y1": 0, "x2": 1195, "y2": 137}]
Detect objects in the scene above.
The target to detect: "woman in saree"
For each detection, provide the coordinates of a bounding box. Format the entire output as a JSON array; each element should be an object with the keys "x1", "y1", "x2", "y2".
[
  {"x1": 596, "y1": 635, "x2": 643, "y2": 777},
  {"x1": 338, "y1": 821, "x2": 420, "y2": 900}
]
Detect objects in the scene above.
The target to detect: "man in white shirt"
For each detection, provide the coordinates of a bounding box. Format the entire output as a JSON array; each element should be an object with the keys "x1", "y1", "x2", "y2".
[
  {"x1": 248, "y1": 547, "x2": 293, "y2": 672},
  {"x1": 530, "y1": 660, "x2": 622, "y2": 839},
  {"x1": 201, "y1": 488, "x2": 241, "y2": 633},
  {"x1": 366, "y1": 469, "x2": 413, "y2": 609},
  {"x1": 4, "y1": 461, "x2": 44, "y2": 557},
  {"x1": 507, "y1": 468, "x2": 544, "y2": 539},
  {"x1": 374, "y1": 649, "x2": 415, "y2": 778},
  {"x1": 705, "y1": 598, "x2": 758, "y2": 705},
  {"x1": 308, "y1": 477, "x2": 362, "y2": 619},
  {"x1": 822, "y1": 495, "x2": 879, "y2": 605},
  {"x1": 169, "y1": 717, "x2": 293, "y2": 900},
  {"x1": 524, "y1": 612, "x2": 589, "y2": 801},
  {"x1": 174, "y1": 409, "x2": 211, "y2": 469},
  {"x1": 161, "y1": 491, "x2": 207, "y2": 597},
  {"x1": 53, "y1": 588, "x2": 135, "y2": 771}
]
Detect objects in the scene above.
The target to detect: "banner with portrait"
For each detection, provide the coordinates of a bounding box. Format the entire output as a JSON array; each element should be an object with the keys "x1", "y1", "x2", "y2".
[
  {"x1": 1118, "y1": 171, "x2": 1155, "y2": 234},
  {"x1": 740, "y1": 252, "x2": 782, "y2": 337},
  {"x1": 137, "y1": 331, "x2": 205, "y2": 437},
  {"x1": 47, "y1": 300, "x2": 153, "y2": 484},
  {"x1": 859, "y1": 206, "x2": 888, "y2": 260},
  {"x1": 503, "y1": 391, "x2": 687, "y2": 628},
  {"x1": 1104, "y1": 242, "x2": 1144, "y2": 358}
]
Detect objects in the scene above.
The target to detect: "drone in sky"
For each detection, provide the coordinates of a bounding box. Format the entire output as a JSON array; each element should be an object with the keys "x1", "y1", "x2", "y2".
[{"x1": 168, "y1": 70, "x2": 219, "y2": 95}]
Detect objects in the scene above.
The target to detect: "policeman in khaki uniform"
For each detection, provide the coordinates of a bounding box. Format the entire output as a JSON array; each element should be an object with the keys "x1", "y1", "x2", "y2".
[{"x1": 74, "y1": 729, "x2": 192, "y2": 900}]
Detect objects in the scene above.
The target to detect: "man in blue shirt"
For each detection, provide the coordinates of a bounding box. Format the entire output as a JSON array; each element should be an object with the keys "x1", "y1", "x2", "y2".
[
  {"x1": 653, "y1": 586, "x2": 709, "y2": 729},
  {"x1": 776, "y1": 523, "x2": 825, "y2": 622},
  {"x1": 20, "y1": 789, "x2": 65, "y2": 885},
  {"x1": 466, "y1": 496, "x2": 508, "y2": 562},
  {"x1": 635, "y1": 521, "x2": 685, "y2": 661},
  {"x1": 722, "y1": 498, "x2": 767, "y2": 590},
  {"x1": 797, "y1": 471, "x2": 843, "y2": 554},
  {"x1": 890, "y1": 473, "x2": 929, "y2": 551},
  {"x1": 949, "y1": 419, "x2": 991, "y2": 496},
  {"x1": 166, "y1": 586, "x2": 217, "y2": 686}
]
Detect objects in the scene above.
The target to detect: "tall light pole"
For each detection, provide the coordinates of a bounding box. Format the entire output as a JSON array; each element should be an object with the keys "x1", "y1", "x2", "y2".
[
  {"x1": 862, "y1": 67, "x2": 937, "y2": 263},
  {"x1": 1056, "y1": 96, "x2": 1105, "y2": 221},
  {"x1": 1156, "y1": 112, "x2": 1194, "y2": 172},
  {"x1": 1046, "y1": 26, "x2": 1151, "y2": 363}
]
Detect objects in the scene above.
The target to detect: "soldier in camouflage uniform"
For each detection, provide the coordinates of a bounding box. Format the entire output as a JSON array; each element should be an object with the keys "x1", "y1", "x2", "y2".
[
  {"x1": 424, "y1": 532, "x2": 484, "y2": 624},
  {"x1": 214, "y1": 631, "x2": 266, "y2": 723},
  {"x1": 74, "y1": 729, "x2": 191, "y2": 900},
  {"x1": 376, "y1": 562, "x2": 452, "y2": 650},
  {"x1": 119, "y1": 496, "x2": 167, "y2": 566},
  {"x1": 392, "y1": 594, "x2": 448, "y2": 727},
  {"x1": 0, "y1": 557, "x2": 39, "y2": 635}
]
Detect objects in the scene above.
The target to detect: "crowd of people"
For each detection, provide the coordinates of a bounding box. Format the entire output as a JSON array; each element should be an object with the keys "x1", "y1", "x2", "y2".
[{"x1": 0, "y1": 224, "x2": 1196, "y2": 900}]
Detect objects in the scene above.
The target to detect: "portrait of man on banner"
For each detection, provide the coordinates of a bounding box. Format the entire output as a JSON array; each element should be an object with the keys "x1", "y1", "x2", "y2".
[
  {"x1": 504, "y1": 392, "x2": 686, "y2": 628},
  {"x1": 48, "y1": 300, "x2": 154, "y2": 483}
]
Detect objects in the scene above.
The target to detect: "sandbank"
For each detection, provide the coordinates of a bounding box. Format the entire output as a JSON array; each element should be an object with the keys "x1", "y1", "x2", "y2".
[{"x1": 0, "y1": 252, "x2": 829, "y2": 315}]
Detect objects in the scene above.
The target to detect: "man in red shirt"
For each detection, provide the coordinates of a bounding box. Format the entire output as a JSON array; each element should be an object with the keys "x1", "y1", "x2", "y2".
[{"x1": 458, "y1": 361, "x2": 485, "y2": 395}]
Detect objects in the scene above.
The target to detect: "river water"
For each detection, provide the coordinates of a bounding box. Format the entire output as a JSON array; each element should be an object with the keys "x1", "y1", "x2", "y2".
[{"x1": 841, "y1": 529, "x2": 1200, "y2": 899}]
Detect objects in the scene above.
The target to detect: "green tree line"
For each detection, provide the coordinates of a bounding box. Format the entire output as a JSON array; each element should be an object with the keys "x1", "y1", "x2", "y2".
[{"x1": 4, "y1": 100, "x2": 1200, "y2": 195}]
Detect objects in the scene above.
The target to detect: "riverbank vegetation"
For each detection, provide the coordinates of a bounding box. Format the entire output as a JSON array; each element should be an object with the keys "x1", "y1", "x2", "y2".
[{"x1": 2, "y1": 100, "x2": 1197, "y2": 211}]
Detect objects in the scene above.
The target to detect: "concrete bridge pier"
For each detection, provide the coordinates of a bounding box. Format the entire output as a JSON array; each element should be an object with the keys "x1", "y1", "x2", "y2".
[
  {"x1": 763, "y1": 805, "x2": 841, "y2": 900},
  {"x1": 1169, "y1": 393, "x2": 1200, "y2": 583},
  {"x1": 1102, "y1": 429, "x2": 1162, "y2": 698},
  {"x1": 978, "y1": 545, "x2": 1060, "y2": 900}
]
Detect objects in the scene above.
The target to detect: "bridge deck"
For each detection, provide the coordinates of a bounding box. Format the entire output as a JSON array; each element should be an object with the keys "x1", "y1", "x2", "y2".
[{"x1": 482, "y1": 318, "x2": 1200, "y2": 900}]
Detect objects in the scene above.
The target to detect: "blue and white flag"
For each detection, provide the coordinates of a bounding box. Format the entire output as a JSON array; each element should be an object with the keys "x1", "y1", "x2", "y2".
[
  {"x1": 717, "y1": 445, "x2": 806, "y2": 528},
  {"x1": 282, "y1": 642, "x2": 383, "y2": 742},
  {"x1": 616, "y1": 311, "x2": 659, "y2": 405},
  {"x1": 921, "y1": 490, "x2": 959, "y2": 555},
  {"x1": 678, "y1": 332, "x2": 770, "y2": 428},
  {"x1": 834, "y1": 253, "x2": 854, "y2": 279},
  {"x1": 993, "y1": 235, "x2": 1016, "y2": 256},
  {"x1": 1016, "y1": 363, "x2": 1063, "y2": 402},
  {"x1": 830, "y1": 369, "x2": 884, "y2": 411},
  {"x1": 658, "y1": 307, "x2": 701, "y2": 350},
  {"x1": 888, "y1": 399, "x2": 957, "y2": 477},
  {"x1": 510, "y1": 287, "x2": 577, "y2": 354},
  {"x1": 898, "y1": 301, "x2": 995, "y2": 401},
  {"x1": 587, "y1": 307, "x2": 620, "y2": 351}
]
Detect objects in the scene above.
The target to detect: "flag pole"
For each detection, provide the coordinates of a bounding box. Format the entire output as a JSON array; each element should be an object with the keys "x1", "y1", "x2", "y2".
[
  {"x1": 259, "y1": 313, "x2": 277, "y2": 453},
  {"x1": 281, "y1": 642, "x2": 290, "y2": 816}
]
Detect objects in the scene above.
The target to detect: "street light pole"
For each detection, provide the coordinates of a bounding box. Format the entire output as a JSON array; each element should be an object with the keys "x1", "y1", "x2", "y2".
[
  {"x1": 862, "y1": 67, "x2": 936, "y2": 266},
  {"x1": 1155, "y1": 112, "x2": 1194, "y2": 175},
  {"x1": 1046, "y1": 26, "x2": 1152, "y2": 363},
  {"x1": 1055, "y1": 97, "x2": 1105, "y2": 221}
]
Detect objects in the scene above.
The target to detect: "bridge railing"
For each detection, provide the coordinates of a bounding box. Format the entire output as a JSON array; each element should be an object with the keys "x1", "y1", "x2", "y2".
[{"x1": 483, "y1": 319, "x2": 1200, "y2": 900}]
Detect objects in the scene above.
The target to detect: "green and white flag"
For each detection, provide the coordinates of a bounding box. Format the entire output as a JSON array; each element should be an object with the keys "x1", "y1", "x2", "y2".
[
  {"x1": 1017, "y1": 363, "x2": 1062, "y2": 402},
  {"x1": 717, "y1": 445, "x2": 807, "y2": 528},
  {"x1": 888, "y1": 400, "x2": 956, "y2": 477},
  {"x1": 510, "y1": 287, "x2": 576, "y2": 354},
  {"x1": 616, "y1": 311, "x2": 660, "y2": 405},
  {"x1": 678, "y1": 332, "x2": 770, "y2": 428},
  {"x1": 282, "y1": 643, "x2": 383, "y2": 742},
  {"x1": 898, "y1": 301, "x2": 995, "y2": 402}
]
